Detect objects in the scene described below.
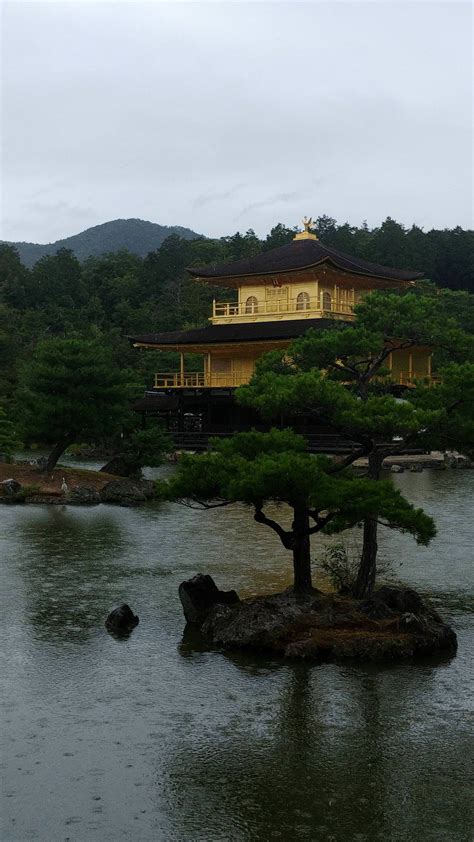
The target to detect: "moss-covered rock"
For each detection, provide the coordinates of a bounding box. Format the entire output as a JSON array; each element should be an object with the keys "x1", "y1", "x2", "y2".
[{"x1": 181, "y1": 579, "x2": 457, "y2": 663}]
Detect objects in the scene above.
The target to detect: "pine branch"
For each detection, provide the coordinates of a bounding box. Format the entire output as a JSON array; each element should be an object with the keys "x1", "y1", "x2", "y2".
[
  {"x1": 326, "y1": 445, "x2": 370, "y2": 473},
  {"x1": 306, "y1": 512, "x2": 334, "y2": 535},
  {"x1": 254, "y1": 505, "x2": 293, "y2": 549}
]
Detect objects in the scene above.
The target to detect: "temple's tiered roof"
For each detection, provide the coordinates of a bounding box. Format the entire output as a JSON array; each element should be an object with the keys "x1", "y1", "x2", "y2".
[
  {"x1": 187, "y1": 237, "x2": 423, "y2": 283},
  {"x1": 129, "y1": 317, "x2": 341, "y2": 348}
]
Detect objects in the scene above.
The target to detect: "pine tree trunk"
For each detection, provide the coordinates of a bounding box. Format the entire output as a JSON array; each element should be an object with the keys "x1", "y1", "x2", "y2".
[
  {"x1": 292, "y1": 507, "x2": 313, "y2": 594},
  {"x1": 354, "y1": 451, "x2": 383, "y2": 599},
  {"x1": 354, "y1": 517, "x2": 378, "y2": 598},
  {"x1": 43, "y1": 441, "x2": 70, "y2": 473}
]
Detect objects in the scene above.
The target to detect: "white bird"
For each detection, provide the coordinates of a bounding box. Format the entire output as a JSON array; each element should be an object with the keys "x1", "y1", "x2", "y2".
[{"x1": 61, "y1": 477, "x2": 68, "y2": 493}]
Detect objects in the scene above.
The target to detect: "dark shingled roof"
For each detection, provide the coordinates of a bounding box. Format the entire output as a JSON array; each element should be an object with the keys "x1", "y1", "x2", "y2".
[
  {"x1": 187, "y1": 238, "x2": 424, "y2": 282},
  {"x1": 128, "y1": 318, "x2": 344, "y2": 347}
]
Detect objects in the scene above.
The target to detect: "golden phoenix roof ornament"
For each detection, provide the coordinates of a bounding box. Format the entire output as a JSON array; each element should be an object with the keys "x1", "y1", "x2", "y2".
[{"x1": 293, "y1": 215, "x2": 318, "y2": 241}]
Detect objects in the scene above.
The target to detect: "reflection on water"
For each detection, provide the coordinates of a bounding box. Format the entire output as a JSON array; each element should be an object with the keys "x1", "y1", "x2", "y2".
[
  {"x1": 0, "y1": 470, "x2": 473, "y2": 841},
  {"x1": 14, "y1": 508, "x2": 128, "y2": 642}
]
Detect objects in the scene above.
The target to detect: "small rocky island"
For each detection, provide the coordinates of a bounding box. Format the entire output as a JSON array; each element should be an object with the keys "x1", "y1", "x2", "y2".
[
  {"x1": 0, "y1": 463, "x2": 156, "y2": 507},
  {"x1": 179, "y1": 575, "x2": 457, "y2": 662}
]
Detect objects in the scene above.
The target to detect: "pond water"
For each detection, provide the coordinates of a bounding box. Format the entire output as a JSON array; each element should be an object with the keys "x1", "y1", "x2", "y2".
[{"x1": 1, "y1": 468, "x2": 473, "y2": 841}]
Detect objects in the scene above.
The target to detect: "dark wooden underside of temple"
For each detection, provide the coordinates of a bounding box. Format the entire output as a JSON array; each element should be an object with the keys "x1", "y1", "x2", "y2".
[{"x1": 133, "y1": 388, "x2": 412, "y2": 454}]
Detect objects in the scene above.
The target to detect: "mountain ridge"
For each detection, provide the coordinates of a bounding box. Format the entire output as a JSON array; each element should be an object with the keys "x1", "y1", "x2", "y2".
[{"x1": 1, "y1": 218, "x2": 202, "y2": 267}]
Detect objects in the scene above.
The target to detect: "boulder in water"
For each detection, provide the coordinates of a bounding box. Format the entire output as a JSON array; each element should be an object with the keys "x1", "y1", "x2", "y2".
[
  {"x1": 0, "y1": 478, "x2": 22, "y2": 495},
  {"x1": 179, "y1": 574, "x2": 240, "y2": 626},
  {"x1": 105, "y1": 604, "x2": 139, "y2": 633}
]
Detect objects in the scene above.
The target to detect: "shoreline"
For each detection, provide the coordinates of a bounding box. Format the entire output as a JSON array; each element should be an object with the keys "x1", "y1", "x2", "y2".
[
  {"x1": 1, "y1": 450, "x2": 471, "y2": 506},
  {"x1": 0, "y1": 463, "x2": 156, "y2": 506},
  {"x1": 356, "y1": 450, "x2": 472, "y2": 470}
]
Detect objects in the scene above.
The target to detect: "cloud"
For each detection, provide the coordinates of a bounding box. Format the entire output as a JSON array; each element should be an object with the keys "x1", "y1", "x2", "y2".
[
  {"x1": 1, "y1": 1, "x2": 472, "y2": 242},
  {"x1": 234, "y1": 191, "x2": 308, "y2": 221},
  {"x1": 192, "y1": 183, "x2": 247, "y2": 210}
]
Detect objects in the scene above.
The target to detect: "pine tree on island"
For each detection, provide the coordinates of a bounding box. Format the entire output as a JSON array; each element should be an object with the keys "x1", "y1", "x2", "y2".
[
  {"x1": 237, "y1": 290, "x2": 474, "y2": 597},
  {"x1": 157, "y1": 429, "x2": 435, "y2": 594}
]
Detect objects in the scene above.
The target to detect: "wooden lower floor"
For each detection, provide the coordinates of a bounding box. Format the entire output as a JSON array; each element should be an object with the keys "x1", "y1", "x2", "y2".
[{"x1": 154, "y1": 346, "x2": 435, "y2": 390}]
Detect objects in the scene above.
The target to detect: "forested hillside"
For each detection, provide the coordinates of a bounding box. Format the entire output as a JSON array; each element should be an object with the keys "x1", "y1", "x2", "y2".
[
  {"x1": 0, "y1": 215, "x2": 472, "y2": 406},
  {"x1": 1, "y1": 218, "x2": 201, "y2": 268}
]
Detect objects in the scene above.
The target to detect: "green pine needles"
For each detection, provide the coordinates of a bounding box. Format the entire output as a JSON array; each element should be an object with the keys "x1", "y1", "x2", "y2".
[
  {"x1": 18, "y1": 338, "x2": 140, "y2": 472},
  {"x1": 0, "y1": 404, "x2": 20, "y2": 458},
  {"x1": 157, "y1": 429, "x2": 435, "y2": 594}
]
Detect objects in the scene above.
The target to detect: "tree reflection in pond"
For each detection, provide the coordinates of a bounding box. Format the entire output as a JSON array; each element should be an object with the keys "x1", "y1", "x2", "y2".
[
  {"x1": 13, "y1": 507, "x2": 130, "y2": 643},
  {"x1": 157, "y1": 651, "x2": 467, "y2": 841}
]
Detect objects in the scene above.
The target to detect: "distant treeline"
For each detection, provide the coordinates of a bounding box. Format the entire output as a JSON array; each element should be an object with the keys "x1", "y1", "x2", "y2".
[{"x1": 0, "y1": 215, "x2": 472, "y2": 401}]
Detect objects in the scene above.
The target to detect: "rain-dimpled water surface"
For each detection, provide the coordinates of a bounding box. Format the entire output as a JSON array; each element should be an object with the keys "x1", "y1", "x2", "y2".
[{"x1": 1, "y1": 467, "x2": 473, "y2": 841}]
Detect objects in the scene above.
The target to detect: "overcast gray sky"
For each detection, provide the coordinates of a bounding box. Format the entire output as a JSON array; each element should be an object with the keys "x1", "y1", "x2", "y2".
[{"x1": 1, "y1": 0, "x2": 472, "y2": 243}]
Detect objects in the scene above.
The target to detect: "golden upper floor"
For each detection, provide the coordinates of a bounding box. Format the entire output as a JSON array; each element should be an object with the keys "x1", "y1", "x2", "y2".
[
  {"x1": 187, "y1": 227, "x2": 422, "y2": 326},
  {"x1": 210, "y1": 268, "x2": 357, "y2": 324}
]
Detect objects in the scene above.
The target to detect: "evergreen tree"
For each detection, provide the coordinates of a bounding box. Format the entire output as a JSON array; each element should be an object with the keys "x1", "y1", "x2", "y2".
[
  {"x1": 0, "y1": 404, "x2": 20, "y2": 457},
  {"x1": 367, "y1": 217, "x2": 408, "y2": 268},
  {"x1": 0, "y1": 244, "x2": 34, "y2": 310},
  {"x1": 32, "y1": 248, "x2": 86, "y2": 310},
  {"x1": 263, "y1": 224, "x2": 296, "y2": 250},
  {"x1": 238, "y1": 290, "x2": 473, "y2": 597},
  {"x1": 157, "y1": 429, "x2": 434, "y2": 593},
  {"x1": 313, "y1": 215, "x2": 338, "y2": 242},
  {"x1": 221, "y1": 229, "x2": 262, "y2": 261},
  {"x1": 101, "y1": 426, "x2": 171, "y2": 477},
  {"x1": 17, "y1": 338, "x2": 140, "y2": 471}
]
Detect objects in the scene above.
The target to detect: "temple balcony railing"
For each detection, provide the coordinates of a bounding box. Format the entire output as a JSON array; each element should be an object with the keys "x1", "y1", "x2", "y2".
[
  {"x1": 391, "y1": 371, "x2": 441, "y2": 388},
  {"x1": 154, "y1": 371, "x2": 250, "y2": 389},
  {"x1": 211, "y1": 297, "x2": 355, "y2": 323},
  {"x1": 154, "y1": 370, "x2": 441, "y2": 390}
]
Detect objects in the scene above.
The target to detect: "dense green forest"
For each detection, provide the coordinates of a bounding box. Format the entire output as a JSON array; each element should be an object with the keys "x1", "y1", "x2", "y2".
[{"x1": 0, "y1": 215, "x2": 473, "y2": 405}]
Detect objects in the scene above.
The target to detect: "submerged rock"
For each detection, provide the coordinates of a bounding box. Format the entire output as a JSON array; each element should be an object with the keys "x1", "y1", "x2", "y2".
[
  {"x1": 179, "y1": 574, "x2": 240, "y2": 626},
  {"x1": 187, "y1": 584, "x2": 457, "y2": 663},
  {"x1": 105, "y1": 604, "x2": 139, "y2": 633}
]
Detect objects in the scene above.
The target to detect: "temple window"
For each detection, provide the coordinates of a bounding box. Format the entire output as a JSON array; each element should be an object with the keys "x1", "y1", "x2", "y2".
[
  {"x1": 322, "y1": 291, "x2": 332, "y2": 310},
  {"x1": 245, "y1": 296, "x2": 258, "y2": 314},
  {"x1": 296, "y1": 291, "x2": 310, "y2": 311}
]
